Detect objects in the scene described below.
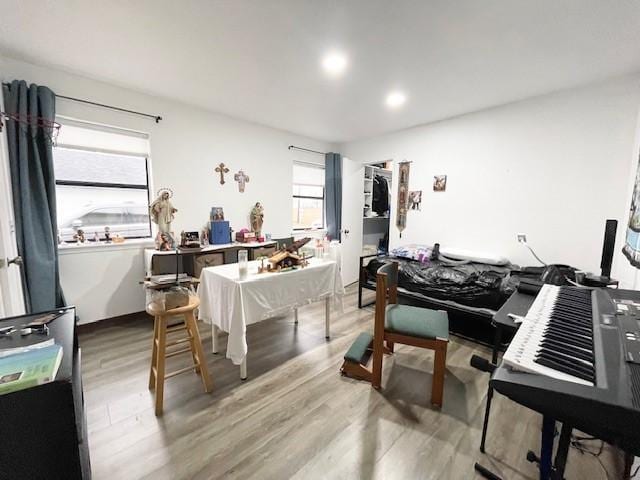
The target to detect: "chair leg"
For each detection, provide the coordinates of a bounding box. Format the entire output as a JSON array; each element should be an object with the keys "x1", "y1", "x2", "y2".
[
  {"x1": 372, "y1": 333, "x2": 385, "y2": 389},
  {"x1": 184, "y1": 316, "x2": 200, "y2": 373},
  {"x1": 431, "y1": 342, "x2": 447, "y2": 408},
  {"x1": 155, "y1": 315, "x2": 167, "y2": 416},
  {"x1": 149, "y1": 315, "x2": 159, "y2": 390},
  {"x1": 186, "y1": 311, "x2": 213, "y2": 393}
]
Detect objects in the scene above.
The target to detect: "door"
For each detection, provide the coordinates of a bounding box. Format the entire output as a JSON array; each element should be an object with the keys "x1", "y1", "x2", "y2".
[
  {"x1": 0, "y1": 95, "x2": 25, "y2": 316},
  {"x1": 340, "y1": 156, "x2": 364, "y2": 285}
]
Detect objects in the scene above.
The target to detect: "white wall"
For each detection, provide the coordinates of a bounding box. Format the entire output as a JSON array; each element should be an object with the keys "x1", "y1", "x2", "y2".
[
  {"x1": 340, "y1": 75, "x2": 640, "y2": 288},
  {"x1": 0, "y1": 55, "x2": 332, "y2": 323}
]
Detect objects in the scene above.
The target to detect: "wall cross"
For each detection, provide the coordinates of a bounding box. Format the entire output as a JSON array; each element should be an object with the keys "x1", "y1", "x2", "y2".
[
  {"x1": 215, "y1": 163, "x2": 230, "y2": 184},
  {"x1": 234, "y1": 169, "x2": 250, "y2": 193}
]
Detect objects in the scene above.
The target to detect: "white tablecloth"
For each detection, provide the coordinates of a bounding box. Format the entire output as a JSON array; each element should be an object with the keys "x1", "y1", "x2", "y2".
[{"x1": 198, "y1": 257, "x2": 344, "y2": 364}]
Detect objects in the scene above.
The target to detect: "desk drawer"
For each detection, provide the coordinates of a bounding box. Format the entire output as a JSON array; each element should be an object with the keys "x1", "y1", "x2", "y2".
[{"x1": 194, "y1": 253, "x2": 224, "y2": 278}]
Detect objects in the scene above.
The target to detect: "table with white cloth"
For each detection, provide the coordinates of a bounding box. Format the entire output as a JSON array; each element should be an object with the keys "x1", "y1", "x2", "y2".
[{"x1": 197, "y1": 257, "x2": 344, "y2": 379}]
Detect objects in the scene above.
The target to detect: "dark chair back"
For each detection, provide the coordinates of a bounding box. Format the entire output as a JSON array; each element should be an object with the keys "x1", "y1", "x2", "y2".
[{"x1": 375, "y1": 261, "x2": 398, "y2": 326}]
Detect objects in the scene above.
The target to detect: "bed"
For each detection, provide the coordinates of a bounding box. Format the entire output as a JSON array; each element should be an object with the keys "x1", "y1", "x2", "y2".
[{"x1": 358, "y1": 245, "x2": 529, "y2": 345}]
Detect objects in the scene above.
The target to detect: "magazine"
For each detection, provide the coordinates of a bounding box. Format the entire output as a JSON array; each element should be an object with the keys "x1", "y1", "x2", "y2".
[{"x1": 0, "y1": 343, "x2": 63, "y2": 395}]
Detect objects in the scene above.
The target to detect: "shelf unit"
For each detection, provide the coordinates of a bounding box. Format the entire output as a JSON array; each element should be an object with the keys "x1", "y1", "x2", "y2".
[{"x1": 363, "y1": 163, "x2": 392, "y2": 253}]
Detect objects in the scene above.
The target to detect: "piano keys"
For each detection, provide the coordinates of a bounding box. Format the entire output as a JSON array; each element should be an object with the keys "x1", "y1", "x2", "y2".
[{"x1": 502, "y1": 285, "x2": 596, "y2": 386}]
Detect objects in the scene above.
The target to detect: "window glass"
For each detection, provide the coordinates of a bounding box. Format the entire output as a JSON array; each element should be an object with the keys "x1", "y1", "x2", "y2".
[
  {"x1": 54, "y1": 121, "x2": 151, "y2": 242},
  {"x1": 55, "y1": 148, "x2": 147, "y2": 185},
  {"x1": 292, "y1": 162, "x2": 325, "y2": 230}
]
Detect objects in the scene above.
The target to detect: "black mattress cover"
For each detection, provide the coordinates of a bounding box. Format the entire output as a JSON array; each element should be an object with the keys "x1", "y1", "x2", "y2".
[{"x1": 365, "y1": 256, "x2": 522, "y2": 311}]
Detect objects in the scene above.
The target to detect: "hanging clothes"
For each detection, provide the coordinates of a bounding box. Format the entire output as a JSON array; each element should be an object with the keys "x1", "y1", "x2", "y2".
[{"x1": 372, "y1": 174, "x2": 390, "y2": 215}]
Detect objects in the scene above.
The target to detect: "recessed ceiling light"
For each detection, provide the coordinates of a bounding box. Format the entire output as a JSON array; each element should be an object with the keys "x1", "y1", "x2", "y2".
[
  {"x1": 322, "y1": 52, "x2": 348, "y2": 76},
  {"x1": 386, "y1": 91, "x2": 407, "y2": 108}
]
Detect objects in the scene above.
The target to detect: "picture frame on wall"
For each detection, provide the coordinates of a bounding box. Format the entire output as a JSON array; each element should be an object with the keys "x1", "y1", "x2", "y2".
[
  {"x1": 408, "y1": 190, "x2": 422, "y2": 210},
  {"x1": 433, "y1": 175, "x2": 447, "y2": 192}
]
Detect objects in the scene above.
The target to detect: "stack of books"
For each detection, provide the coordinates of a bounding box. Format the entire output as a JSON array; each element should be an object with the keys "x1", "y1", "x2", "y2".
[{"x1": 0, "y1": 338, "x2": 63, "y2": 395}]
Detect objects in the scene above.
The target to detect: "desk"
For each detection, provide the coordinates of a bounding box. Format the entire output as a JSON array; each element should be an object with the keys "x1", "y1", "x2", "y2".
[
  {"x1": 0, "y1": 307, "x2": 90, "y2": 478},
  {"x1": 198, "y1": 257, "x2": 344, "y2": 379},
  {"x1": 144, "y1": 241, "x2": 277, "y2": 277}
]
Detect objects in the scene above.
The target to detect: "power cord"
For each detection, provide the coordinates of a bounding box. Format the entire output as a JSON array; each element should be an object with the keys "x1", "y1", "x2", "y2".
[
  {"x1": 570, "y1": 436, "x2": 610, "y2": 480},
  {"x1": 519, "y1": 239, "x2": 547, "y2": 266}
]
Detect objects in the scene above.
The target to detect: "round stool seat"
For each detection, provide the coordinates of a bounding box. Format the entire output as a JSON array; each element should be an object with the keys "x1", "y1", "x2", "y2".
[{"x1": 146, "y1": 295, "x2": 200, "y2": 317}]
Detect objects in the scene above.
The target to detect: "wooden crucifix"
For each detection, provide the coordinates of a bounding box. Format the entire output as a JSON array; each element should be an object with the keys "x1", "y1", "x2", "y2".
[
  {"x1": 234, "y1": 169, "x2": 250, "y2": 193},
  {"x1": 215, "y1": 163, "x2": 229, "y2": 184}
]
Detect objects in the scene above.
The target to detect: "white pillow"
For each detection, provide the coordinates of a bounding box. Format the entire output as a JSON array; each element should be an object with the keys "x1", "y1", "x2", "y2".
[{"x1": 439, "y1": 246, "x2": 510, "y2": 266}]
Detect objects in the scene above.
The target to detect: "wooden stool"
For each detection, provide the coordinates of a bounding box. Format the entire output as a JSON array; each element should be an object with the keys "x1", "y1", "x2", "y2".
[{"x1": 146, "y1": 295, "x2": 213, "y2": 416}]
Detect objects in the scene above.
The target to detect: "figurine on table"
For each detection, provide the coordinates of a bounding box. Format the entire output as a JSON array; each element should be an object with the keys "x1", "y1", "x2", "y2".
[
  {"x1": 104, "y1": 226, "x2": 112, "y2": 243},
  {"x1": 74, "y1": 229, "x2": 86, "y2": 244},
  {"x1": 156, "y1": 232, "x2": 174, "y2": 251},
  {"x1": 149, "y1": 188, "x2": 178, "y2": 234},
  {"x1": 250, "y1": 202, "x2": 264, "y2": 238}
]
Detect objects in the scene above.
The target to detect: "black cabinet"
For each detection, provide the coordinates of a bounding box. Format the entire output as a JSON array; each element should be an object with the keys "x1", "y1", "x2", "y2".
[
  {"x1": 149, "y1": 242, "x2": 277, "y2": 276},
  {"x1": 0, "y1": 307, "x2": 90, "y2": 479}
]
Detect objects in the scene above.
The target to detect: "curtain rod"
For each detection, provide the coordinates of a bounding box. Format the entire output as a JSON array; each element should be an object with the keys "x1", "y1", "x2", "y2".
[
  {"x1": 2, "y1": 82, "x2": 163, "y2": 123},
  {"x1": 288, "y1": 145, "x2": 327, "y2": 155}
]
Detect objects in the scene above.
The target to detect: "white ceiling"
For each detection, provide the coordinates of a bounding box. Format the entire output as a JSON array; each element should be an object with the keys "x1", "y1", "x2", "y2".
[{"x1": 1, "y1": 1, "x2": 640, "y2": 142}]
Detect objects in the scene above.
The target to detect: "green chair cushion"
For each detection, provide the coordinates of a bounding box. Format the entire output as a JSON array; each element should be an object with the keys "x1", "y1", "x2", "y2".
[
  {"x1": 344, "y1": 332, "x2": 374, "y2": 364},
  {"x1": 385, "y1": 304, "x2": 449, "y2": 340}
]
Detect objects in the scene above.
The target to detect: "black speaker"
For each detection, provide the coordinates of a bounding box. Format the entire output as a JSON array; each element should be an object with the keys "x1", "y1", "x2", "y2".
[{"x1": 600, "y1": 219, "x2": 618, "y2": 278}]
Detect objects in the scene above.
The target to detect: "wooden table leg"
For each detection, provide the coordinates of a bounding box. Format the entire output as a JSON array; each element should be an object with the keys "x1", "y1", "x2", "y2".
[
  {"x1": 325, "y1": 297, "x2": 331, "y2": 339},
  {"x1": 240, "y1": 357, "x2": 248, "y2": 380},
  {"x1": 212, "y1": 324, "x2": 219, "y2": 354}
]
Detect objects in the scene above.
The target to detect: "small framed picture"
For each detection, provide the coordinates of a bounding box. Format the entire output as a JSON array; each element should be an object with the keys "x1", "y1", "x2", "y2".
[
  {"x1": 408, "y1": 191, "x2": 422, "y2": 210},
  {"x1": 433, "y1": 175, "x2": 447, "y2": 192},
  {"x1": 211, "y1": 207, "x2": 225, "y2": 221}
]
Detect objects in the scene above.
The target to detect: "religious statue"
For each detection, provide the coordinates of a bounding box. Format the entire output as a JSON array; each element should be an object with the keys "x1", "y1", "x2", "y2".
[
  {"x1": 149, "y1": 188, "x2": 177, "y2": 234},
  {"x1": 250, "y1": 202, "x2": 264, "y2": 237},
  {"x1": 74, "y1": 229, "x2": 86, "y2": 244}
]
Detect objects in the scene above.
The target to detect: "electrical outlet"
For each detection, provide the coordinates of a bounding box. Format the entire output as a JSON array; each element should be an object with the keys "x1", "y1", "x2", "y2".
[{"x1": 517, "y1": 234, "x2": 527, "y2": 243}]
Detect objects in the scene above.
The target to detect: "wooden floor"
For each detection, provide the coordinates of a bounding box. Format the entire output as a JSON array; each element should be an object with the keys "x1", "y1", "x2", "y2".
[{"x1": 80, "y1": 285, "x2": 623, "y2": 480}]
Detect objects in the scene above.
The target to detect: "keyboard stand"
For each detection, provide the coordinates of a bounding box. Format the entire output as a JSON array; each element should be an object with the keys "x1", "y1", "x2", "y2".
[
  {"x1": 480, "y1": 291, "x2": 534, "y2": 453},
  {"x1": 527, "y1": 419, "x2": 572, "y2": 480}
]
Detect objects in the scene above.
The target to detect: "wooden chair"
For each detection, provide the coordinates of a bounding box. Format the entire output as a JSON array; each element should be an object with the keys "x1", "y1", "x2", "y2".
[
  {"x1": 372, "y1": 261, "x2": 449, "y2": 407},
  {"x1": 146, "y1": 295, "x2": 213, "y2": 416}
]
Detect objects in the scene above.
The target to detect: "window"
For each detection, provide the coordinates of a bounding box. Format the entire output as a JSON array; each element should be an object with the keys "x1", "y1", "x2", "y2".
[
  {"x1": 292, "y1": 162, "x2": 324, "y2": 230},
  {"x1": 54, "y1": 119, "x2": 152, "y2": 242}
]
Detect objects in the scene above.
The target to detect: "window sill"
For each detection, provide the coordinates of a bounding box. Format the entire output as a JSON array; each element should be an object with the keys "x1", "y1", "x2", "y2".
[
  {"x1": 58, "y1": 238, "x2": 155, "y2": 255},
  {"x1": 292, "y1": 228, "x2": 327, "y2": 238}
]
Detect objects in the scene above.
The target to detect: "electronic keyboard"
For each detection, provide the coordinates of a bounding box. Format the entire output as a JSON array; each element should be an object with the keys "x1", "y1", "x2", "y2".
[
  {"x1": 503, "y1": 285, "x2": 596, "y2": 386},
  {"x1": 491, "y1": 285, "x2": 640, "y2": 456}
]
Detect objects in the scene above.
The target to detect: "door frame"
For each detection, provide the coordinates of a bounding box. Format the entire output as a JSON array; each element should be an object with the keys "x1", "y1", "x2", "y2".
[
  {"x1": 340, "y1": 157, "x2": 394, "y2": 286},
  {"x1": 0, "y1": 93, "x2": 25, "y2": 316}
]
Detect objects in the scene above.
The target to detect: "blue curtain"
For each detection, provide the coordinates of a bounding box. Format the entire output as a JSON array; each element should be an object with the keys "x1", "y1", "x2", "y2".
[
  {"x1": 3, "y1": 80, "x2": 65, "y2": 313},
  {"x1": 325, "y1": 152, "x2": 342, "y2": 241}
]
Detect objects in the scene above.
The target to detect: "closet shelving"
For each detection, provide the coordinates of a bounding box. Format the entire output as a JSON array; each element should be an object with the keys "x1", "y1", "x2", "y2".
[{"x1": 363, "y1": 163, "x2": 392, "y2": 253}]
